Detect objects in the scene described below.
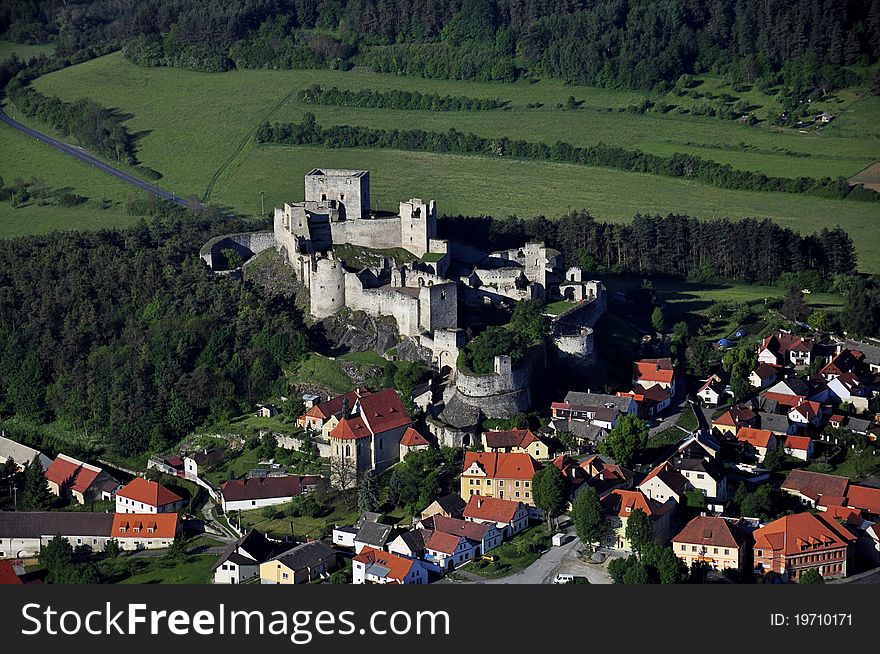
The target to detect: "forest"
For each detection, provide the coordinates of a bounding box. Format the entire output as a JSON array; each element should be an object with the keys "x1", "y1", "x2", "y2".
[
  {"x1": 256, "y1": 114, "x2": 880, "y2": 202},
  {"x1": 298, "y1": 84, "x2": 508, "y2": 112},
  {"x1": 0, "y1": 200, "x2": 309, "y2": 459},
  {"x1": 1, "y1": 0, "x2": 878, "y2": 93},
  {"x1": 438, "y1": 211, "x2": 858, "y2": 284}
]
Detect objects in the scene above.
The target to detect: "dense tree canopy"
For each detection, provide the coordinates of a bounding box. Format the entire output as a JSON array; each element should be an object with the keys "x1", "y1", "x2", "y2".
[{"x1": 0, "y1": 202, "x2": 310, "y2": 458}]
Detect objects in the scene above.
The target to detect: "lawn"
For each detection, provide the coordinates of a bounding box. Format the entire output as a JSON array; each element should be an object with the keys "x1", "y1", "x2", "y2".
[
  {"x1": 117, "y1": 554, "x2": 217, "y2": 584},
  {"x1": 237, "y1": 490, "x2": 359, "y2": 541},
  {"x1": 464, "y1": 523, "x2": 551, "y2": 578},
  {"x1": 22, "y1": 52, "x2": 880, "y2": 272},
  {"x1": 545, "y1": 300, "x2": 576, "y2": 316},
  {"x1": 337, "y1": 350, "x2": 388, "y2": 366}
]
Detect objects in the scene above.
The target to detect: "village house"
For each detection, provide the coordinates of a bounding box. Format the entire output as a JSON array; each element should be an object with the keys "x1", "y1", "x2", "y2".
[
  {"x1": 111, "y1": 513, "x2": 180, "y2": 551},
  {"x1": 220, "y1": 475, "x2": 324, "y2": 512},
  {"x1": 600, "y1": 489, "x2": 676, "y2": 550},
  {"x1": 753, "y1": 512, "x2": 855, "y2": 582},
  {"x1": 183, "y1": 446, "x2": 226, "y2": 479},
  {"x1": 826, "y1": 372, "x2": 871, "y2": 413},
  {"x1": 781, "y1": 469, "x2": 880, "y2": 520},
  {"x1": 353, "y1": 520, "x2": 394, "y2": 554},
  {"x1": 638, "y1": 461, "x2": 690, "y2": 505},
  {"x1": 550, "y1": 392, "x2": 637, "y2": 430},
  {"x1": 632, "y1": 358, "x2": 677, "y2": 395},
  {"x1": 0, "y1": 560, "x2": 24, "y2": 584},
  {"x1": 577, "y1": 455, "x2": 636, "y2": 496},
  {"x1": 669, "y1": 454, "x2": 728, "y2": 509},
  {"x1": 460, "y1": 451, "x2": 539, "y2": 506},
  {"x1": 712, "y1": 405, "x2": 757, "y2": 436},
  {"x1": 328, "y1": 388, "x2": 413, "y2": 489},
  {"x1": 749, "y1": 363, "x2": 781, "y2": 389},
  {"x1": 426, "y1": 515, "x2": 504, "y2": 556},
  {"x1": 783, "y1": 435, "x2": 814, "y2": 461},
  {"x1": 423, "y1": 530, "x2": 474, "y2": 572},
  {"x1": 0, "y1": 512, "x2": 115, "y2": 558},
  {"x1": 212, "y1": 528, "x2": 283, "y2": 584},
  {"x1": 352, "y1": 546, "x2": 428, "y2": 584},
  {"x1": 735, "y1": 427, "x2": 777, "y2": 463},
  {"x1": 672, "y1": 516, "x2": 750, "y2": 572},
  {"x1": 842, "y1": 339, "x2": 880, "y2": 373},
  {"x1": 420, "y1": 493, "x2": 467, "y2": 521},
  {"x1": 758, "y1": 411, "x2": 793, "y2": 437},
  {"x1": 0, "y1": 435, "x2": 52, "y2": 472},
  {"x1": 787, "y1": 399, "x2": 823, "y2": 429},
  {"x1": 552, "y1": 454, "x2": 590, "y2": 490},
  {"x1": 820, "y1": 349, "x2": 863, "y2": 381},
  {"x1": 399, "y1": 427, "x2": 431, "y2": 458},
  {"x1": 462, "y1": 495, "x2": 530, "y2": 537},
  {"x1": 387, "y1": 528, "x2": 432, "y2": 561},
  {"x1": 482, "y1": 429, "x2": 550, "y2": 460},
  {"x1": 259, "y1": 540, "x2": 338, "y2": 584},
  {"x1": 622, "y1": 384, "x2": 673, "y2": 419},
  {"x1": 696, "y1": 374, "x2": 726, "y2": 406},
  {"x1": 115, "y1": 477, "x2": 186, "y2": 514},
  {"x1": 44, "y1": 454, "x2": 121, "y2": 504},
  {"x1": 758, "y1": 332, "x2": 815, "y2": 367}
]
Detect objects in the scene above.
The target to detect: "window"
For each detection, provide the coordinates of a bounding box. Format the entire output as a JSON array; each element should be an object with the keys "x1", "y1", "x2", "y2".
[
  {"x1": 515, "y1": 492, "x2": 520, "y2": 498},
  {"x1": 525, "y1": 481, "x2": 530, "y2": 487},
  {"x1": 486, "y1": 479, "x2": 492, "y2": 485},
  {"x1": 691, "y1": 546, "x2": 696, "y2": 552},
  {"x1": 515, "y1": 481, "x2": 520, "y2": 487},
  {"x1": 282, "y1": 573, "x2": 289, "y2": 580},
  {"x1": 499, "y1": 480, "x2": 504, "y2": 486}
]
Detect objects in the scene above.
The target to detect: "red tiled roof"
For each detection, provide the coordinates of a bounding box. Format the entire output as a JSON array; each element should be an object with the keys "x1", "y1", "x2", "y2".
[
  {"x1": 330, "y1": 416, "x2": 372, "y2": 440},
  {"x1": 763, "y1": 391, "x2": 806, "y2": 407},
  {"x1": 111, "y1": 513, "x2": 178, "y2": 540},
  {"x1": 714, "y1": 405, "x2": 756, "y2": 427},
  {"x1": 400, "y1": 427, "x2": 430, "y2": 447},
  {"x1": 761, "y1": 332, "x2": 815, "y2": 356},
  {"x1": 672, "y1": 516, "x2": 743, "y2": 549},
  {"x1": 462, "y1": 452, "x2": 538, "y2": 480},
  {"x1": 117, "y1": 477, "x2": 183, "y2": 508},
  {"x1": 752, "y1": 363, "x2": 781, "y2": 380},
  {"x1": 736, "y1": 427, "x2": 773, "y2": 448},
  {"x1": 846, "y1": 485, "x2": 880, "y2": 516},
  {"x1": 784, "y1": 435, "x2": 812, "y2": 451},
  {"x1": 600, "y1": 489, "x2": 670, "y2": 519},
  {"x1": 357, "y1": 388, "x2": 411, "y2": 433},
  {"x1": 44, "y1": 454, "x2": 102, "y2": 494},
  {"x1": 0, "y1": 560, "x2": 23, "y2": 585},
  {"x1": 463, "y1": 495, "x2": 523, "y2": 524},
  {"x1": 425, "y1": 530, "x2": 462, "y2": 555},
  {"x1": 484, "y1": 429, "x2": 540, "y2": 450},
  {"x1": 753, "y1": 512, "x2": 854, "y2": 557},
  {"x1": 639, "y1": 461, "x2": 689, "y2": 494},
  {"x1": 821, "y1": 350, "x2": 861, "y2": 377},
  {"x1": 789, "y1": 400, "x2": 820, "y2": 420},
  {"x1": 353, "y1": 546, "x2": 414, "y2": 581},
  {"x1": 633, "y1": 358, "x2": 675, "y2": 385},
  {"x1": 305, "y1": 388, "x2": 371, "y2": 420},
  {"x1": 432, "y1": 515, "x2": 489, "y2": 542}
]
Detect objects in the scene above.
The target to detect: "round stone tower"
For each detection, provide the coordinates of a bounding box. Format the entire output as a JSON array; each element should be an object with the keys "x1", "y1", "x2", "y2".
[{"x1": 310, "y1": 254, "x2": 346, "y2": 318}]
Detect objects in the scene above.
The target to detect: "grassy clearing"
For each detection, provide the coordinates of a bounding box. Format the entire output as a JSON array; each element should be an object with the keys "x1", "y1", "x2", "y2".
[
  {"x1": 0, "y1": 40, "x2": 54, "y2": 62},
  {"x1": 290, "y1": 353, "x2": 356, "y2": 395},
  {"x1": 338, "y1": 350, "x2": 388, "y2": 366},
  {"x1": 237, "y1": 490, "x2": 359, "y2": 541}
]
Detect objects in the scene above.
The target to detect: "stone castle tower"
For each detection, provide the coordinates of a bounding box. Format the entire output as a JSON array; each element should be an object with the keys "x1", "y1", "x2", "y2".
[
  {"x1": 304, "y1": 168, "x2": 371, "y2": 220},
  {"x1": 399, "y1": 198, "x2": 437, "y2": 258},
  {"x1": 310, "y1": 253, "x2": 346, "y2": 318}
]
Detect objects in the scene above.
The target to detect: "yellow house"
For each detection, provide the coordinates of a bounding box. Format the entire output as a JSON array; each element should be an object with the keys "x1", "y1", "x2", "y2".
[
  {"x1": 599, "y1": 489, "x2": 675, "y2": 550},
  {"x1": 259, "y1": 541, "x2": 338, "y2": 585},
  {"x1": 711, "y1": 405, "x2": 757, "y2": 437},
  {"x1": 460, "y1": 451, "x2": 539, "y2": 506},
  {"x1": 482, "y1": 429, "x2": 550, "y2": 460},
  {"x1": 672, "y1": 516, "x2": 748, "y2": 572}
]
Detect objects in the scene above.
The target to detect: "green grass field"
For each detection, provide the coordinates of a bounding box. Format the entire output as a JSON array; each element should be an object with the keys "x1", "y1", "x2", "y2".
[
  {"x1": 118, "y1": 554, "x2": 216, "y2": 584},
  {"x1": 2, "y1": 51, "x2": 877, "y2": 271},
  {"x1": 0, "y1": 121, "x2": 146, "y2": 238}
]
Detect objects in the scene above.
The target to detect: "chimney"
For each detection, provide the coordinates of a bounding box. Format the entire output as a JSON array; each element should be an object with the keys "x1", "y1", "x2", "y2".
[{"x1": 342, "y1": 397, "x2": 350, "y2": 419}]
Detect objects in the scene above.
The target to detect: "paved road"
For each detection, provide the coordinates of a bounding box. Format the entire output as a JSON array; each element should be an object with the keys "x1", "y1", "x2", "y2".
[{"x1": 0, "y1": 93, "x2": 197, "y2": 208}]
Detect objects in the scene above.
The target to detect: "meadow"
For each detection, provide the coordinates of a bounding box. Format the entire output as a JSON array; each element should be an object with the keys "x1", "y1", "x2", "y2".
[
  {"x1": 0, "y1": 39, "x2": 54, "y2": 62},
  {"x1": 0, "y1": 50, "x2": 874, "y2": 271}
]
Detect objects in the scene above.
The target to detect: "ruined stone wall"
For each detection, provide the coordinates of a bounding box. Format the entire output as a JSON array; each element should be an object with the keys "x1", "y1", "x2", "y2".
[
  {"x1": 344, "y1": 275, "x2": 420, "y2": 336},
  {"x1": 305, "y1": 170, "x2": 370, "y2": 220},
  {"x1": 200, "y1": 231, "x2": 274, "y2": 270},
  {"x1": 399, "y1": 198, "x2": 436, "y2": 257},
  {"x1": 331, "y1": 217, "x2": 403, "y2": 252},
  {"x1": 451, "y1": 348, "x2": 542, "y2": 418},
  {"x1": 310, "y1": 257, "x2": 347, "y2": 318},
  {"x1": 554, "y1": 327, "x2": 595, "y2": 360},
  {"x1": 418, "y1": 283, "x2": 458, "y2": 333}
]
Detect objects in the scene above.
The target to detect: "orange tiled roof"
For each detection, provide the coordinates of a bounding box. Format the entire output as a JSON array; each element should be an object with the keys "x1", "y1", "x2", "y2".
[
  {"x1": 483, "y1": 429, "x2": 541, "y2": 450},
  {"x1": 425, "y1": 530, "x2": 462, "y2": 555},
  {"x1": 784, "y1": 435, "x2": 812, "y2": 451},
  {"x1": 736, "y1": 427, "x2": 773, "y2": 448},
  {"x1": 463, "y1": 495, "x2": 523, "y2": 524},
  {"x1": 44, "y1": 454, "x2": 101, "y2": 494},
  {"x1": 400, "y1": 427, "x2": 430, "y2": 447},
  {"x1": 600, "y1": 489, "x2": 669, "y2": 519},
  {"x1": 353, "y1": 546, "x2": 415, "y2": 581},
  {"x1": 672, "y1": 516, "x2": 743, "y2": 549},
  {"x1": 846, "y1": 485, "x2": 880, "y2": 516},
  {"x1": 462, "y1": 451, "x2": 538, "y2": 480},
  {"x1": 753, "y1": 512, "x2": 854, "y2": 557},
  {"x1": 111, "y1": 513, "x2": 178, "y2": 539},
  {"x1": 117, "y1": 477, "x2": 183, "y2": 508},
  {"x1": 633, "y1": 359, "x2": 675, "y2": 385}
]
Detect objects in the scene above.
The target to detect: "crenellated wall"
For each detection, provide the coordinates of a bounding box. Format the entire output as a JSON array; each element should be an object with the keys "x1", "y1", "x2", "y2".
[{"x1": 200, "y1": 231, "x2": 275, "y2": 270}]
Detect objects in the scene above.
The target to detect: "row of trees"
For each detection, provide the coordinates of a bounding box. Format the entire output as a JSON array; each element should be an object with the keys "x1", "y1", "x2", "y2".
[
  {"x1": 0, "y1": 200, "x2": 310, "y2": 458},
  {"x1": 256, "y1": 114, "x2": 879, "y2": 203},
  {"x1": 438, "y1": 212, "x2": 857, "y2": 286},
  {"x1": 298, "y1": 84, "x2": 508, "y2": 112}
]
